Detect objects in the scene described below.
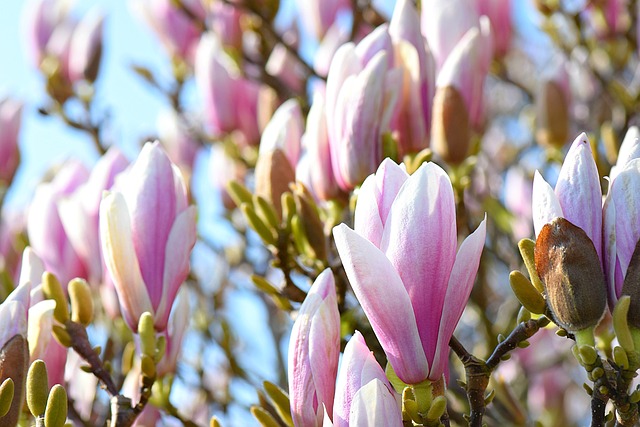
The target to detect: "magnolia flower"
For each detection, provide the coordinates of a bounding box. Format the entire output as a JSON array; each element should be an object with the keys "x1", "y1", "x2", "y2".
[
  {"x1": 296, "y1": 91, "x2": 340, "y2": 201},
  {"x1": 68, "y1": 8, "x2": 104, "y2": 83},
  {"x1": 604, "y1": 158, "x2": 640, "y2": 306},
  {"x1": 325, "y1": 26, "x2": 402, "y2": 190},
  {"x1": 288, "y1": 269, "x2": 340, "y2": 427},
  {"x1": 332, "y1": 331, "x2": 401, "y2": 427},
  {"x1": 609, "y1": 126, "x2": 640, "y2": 181},
  {"x1": 0, "y1": 98, "x2": 23, "y2": 185},
  {"x1": 100, "y1": 142, "x2": 197, "y2": 332},
  {"x1": 259, "y1": 99, "x2": 304, "y2": 168},
  {"x1": 28, "y1": 160, "x2": 90, "y2": 286},
  {"x1": 532, "y1": 133, "x2": 602, "y2": 260},
  {"x1": 295, "y1": 0, "x2": 350, "y2": 39},
  {"x1": 334, "y1": 159, "x2": 486, "y2": 384}
]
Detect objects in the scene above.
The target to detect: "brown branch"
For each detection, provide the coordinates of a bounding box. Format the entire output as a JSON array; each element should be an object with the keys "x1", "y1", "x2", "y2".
[{"x1": 449, "y1": 317, "x2": 549, "y2": 426}]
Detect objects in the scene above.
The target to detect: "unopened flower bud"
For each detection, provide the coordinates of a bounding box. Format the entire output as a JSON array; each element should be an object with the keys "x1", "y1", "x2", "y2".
[
  {"x1": 534, "y1": 217, "x2": 607, "y2": 332},
  {"x1": 42, "y1": 272, "x2": 69, "y2": 324},
  {"x1": 620, "y1": 240, "x2": 640, "y2": 329},
  {"x1": 138, "y1": 312, "x2": 156, "y2": 359},
  {"x1": 255, "y1": 148, "x2": 295, "y2": 220},
  {"x1": 44, "y1": 384, "x2": 67, "y2": 427},
  {"x1": 26, "y1": 359, "x2": 49, "y2": 417},
  {"x1": 0, "y1": 335, "x2": 29, "y2": 426},
  {"x1": 68, "y1": 278, "x2": 93, "y2": 326},
  {"x1": 431, "y1": 85, "x2": 471, "y2": 164},
  {"x1": 535, "y1": 80, "x2": 569, "y2": 149},
  {"x1": 0, "y1": 378, "x2": 14, "y2": 418}
]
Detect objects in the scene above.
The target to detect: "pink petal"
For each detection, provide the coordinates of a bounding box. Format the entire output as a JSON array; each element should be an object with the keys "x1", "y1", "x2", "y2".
[
  {"x1": 333, "y1": 224, "x2": 428, "y2": 383},
  {"x1": 430, "y1": 217, "x2": 486, "y2": 380},
  {"x1": 555, "y1": 133, "x2": 603, "y2": 259},
  {"x1": 532, "y1": 170, "x2": 563, "y2": 238},
  {"x1": 349, "y1": 379, "x2": 403, "y2": 427},
  {"x1": 123, "y1": 142, "x2": 177, "y2": 309},
  {"x1": 380, "y1": 162, "x2": 457, "y2": 366},
  {"x1": 156, "y1": 205, "x2": 197, "y2": 330},
  {"x1": 99, "y1": 192, "x2": 153, "y2": 331}
]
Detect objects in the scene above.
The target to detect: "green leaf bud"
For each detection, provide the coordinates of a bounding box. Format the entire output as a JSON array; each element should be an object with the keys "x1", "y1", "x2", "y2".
[
  {"x1": 26, "y1": 360, "x2": 49, "y2": 417},
  {"x1": 68, "y1": 278, "x2": 93, "y2": 326},
  {"x1": 44, "y1": 384, "x2": 67, "y2": 427},
  {"x1": 42, "y1": 272, "x2": 69, "y2": 324}
]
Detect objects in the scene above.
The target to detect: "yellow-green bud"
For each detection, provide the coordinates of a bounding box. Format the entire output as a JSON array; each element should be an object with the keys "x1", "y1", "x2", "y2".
[
  {"x1": 578, "y1": 345, "x2": 599, "y2": 366},
  {"x1": 509, "y1": 270, "x2": 547, "y2": 314},
  {"x1": 518, "y1": 238, "x2": 544, "y2": 293},
  {"x1": 253, "y1": 195, "x2": 280, "y2": 230},
  {"x1": 613, "y1": 296, "x2": 634, "y2": 352},
  {"x1": 263, "y1": 381, "x2": 293, "y2": 427},
  {"x1": 68, "y1": 278, "x2": 93, "y2": 326},
  {"x1": 241, "y1": 203, "x2": 277, "y2": 246},
  {"x1": 250, "y1": 406, "x2": 280, "y2": 427},
  {"x1": 140, "y1": 354, "x2": 156, "y2": 379},
  {"x1": 42, "y1": 272, "x2": 69, "y2": 323},
  {"x1": 210, "y1": 416, "x2": 222, "y2": 427},
  {"x1": 613, "y1": 346, "x2": 630, "y2": 370},
  {"x1": 226, "y1": 180, "x2": 254, "y2": 208},
  {"x1": 426, "y1": 395, "x2": 447, "y2": 421},
  {"x1": 26, "y1": 360, "x2": 49, "y2": 417},
  {"x1": 155, "y1": 335, "x2": 167, "y2": 364},
  {"x1": 138, "y1": 312, "x2": 156, "y2": 358},
  {"x1": 517, "y1": 306, "x2": 532, "y2": 324},
  {"x1": 44, "y1": 384, "x2": 67, "y2": 427},
  {"x1": 52, "y1": 325, "x2": 72, "y2": 348},
  {"x1": 0, "y1": 378, "x2": 14, "y2": 418}
]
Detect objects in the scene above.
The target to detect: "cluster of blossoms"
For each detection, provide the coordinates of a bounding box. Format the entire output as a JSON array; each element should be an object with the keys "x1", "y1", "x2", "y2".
[{"x1": 3, "y1": 0, "x2": 640, "y2": 425}]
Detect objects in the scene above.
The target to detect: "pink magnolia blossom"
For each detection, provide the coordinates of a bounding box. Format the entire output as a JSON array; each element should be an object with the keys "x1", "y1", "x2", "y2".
[
  {"x1": 332, "y1": 331, "x2": 401, "y2": 427},
  {"x1": 68, "y1": 8, "x2": 104, "y2": 83},
  {"x1": 295, "y1": 0, "x2": 350, "y2": 39},
  {"x1": 334, "y1": 160, "x2": 486, "y2": 384},
  {"x1": 476, "y1": 0, "x2": 512, "y2": 57},
  {"x1": 134, "y1": 0, "x2": 205, "y2": 63},
  {"x1": 58, "y1": 147, "x2": 129, "y2": 286},
  {"x1": 421, "y1": 0, "x2": 479, "y2": 71},
  {"x1": 296, "y1": 91, "x2": 341, "y2": 201},
  {"x1": 609, "y1": 126, "x2": 640, "y2": 181},
  {"x1": 604, "y1": 158, "x2": 640, "y2": 306},
  {"x1": 389, "y1": 0, "x2": 435, "y2": 156},
  {"x1": 0, "y1": 98, "x2": 23, "y2": 184},
  {"x1": 288, "y1": 269, "x2": 340, "y2": 427},
  {"x1": 99, "y1": 142, "x2": 197, "y2": 332},
  {"x1": 532, "y1": 133, "x2": 603, "y2": 260},
  {"x1": 325, "y1": 26, "x2": 402, "y2": 191},
  {"x1": 27, "y1": 161, "x2": 90, "y2": 286},
  {"x1": 22, "y1": 0, "x2": 70, "y2": 66},
  {"x1": 260, "y1": 99, "x2": 304, "y2": 168}
]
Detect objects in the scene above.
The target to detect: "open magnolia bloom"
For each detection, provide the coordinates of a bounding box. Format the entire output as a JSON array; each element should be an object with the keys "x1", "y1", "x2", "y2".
[
  {"x1": 99, "y1": 142, "x2": 197, "y2": 332},
  {"x1": 334, "y1": 159, "x2": 486, "y2": 384}
]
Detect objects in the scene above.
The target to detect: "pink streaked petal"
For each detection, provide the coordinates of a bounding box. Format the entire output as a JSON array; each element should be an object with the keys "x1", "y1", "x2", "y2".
[
  {"x1": 123, "y1": 142, "x2": 177, "y2": 309},
  {"x1": 430, "y1": 217, "x2": 486, "y2": 380},
  {"x1": 0, "y1": 301, "x2": 27, "y2": 347},
  {"x1": 555, "y1": 133, "x2": 603, "y2": 259},
  {"x1": 289, "y1": 291, "x2": 323, "y2": 427},
  {"x1": 334, "y1": 331, "x2": 389, "y2": 427},
  {"x1": 333, "y1": 224, "x2": 428, "y2": 384},
  {"x1": 354, "y1": 175, "x2": 384, "y2": 246},
  {"x1": 355, "y1": 24, "x2": 393, "y2": 67},
  {"x1": 374, "y1": 159, "x2": 409, "y2": 223},
  {"x1": 610, "y1": 159, "x2": 640, "y2": 283},
  {"x1": 532, "y1": 170, "x2": 563, "y2": 238},
  {"x1": 172, "y1": 163, "x2": 188, "y2": 214},
  {"x1": 18, "y1": 247, "x2": 44, "y2": 289},
  {"x1": 156, "y1": 205, "x2": 197, "y2": 330},
  {"x1": 603, "y1": 194, "x2": 618, "y2": 305},
  {"x1": 380, "y1": 162, "x2": 457, "y2": 365},
  {"x1": 308, "y1": 293, "x2": 340, "y2": 418},
  {"x1": 99, "y1": 192, "x2": 153, "y2": 331},
  {"x1": 325, "y1": 42, "x2": 359, "y2": 145},
  {"x1": 349, "y1": 379, "x2": 403, "y2": 427}
]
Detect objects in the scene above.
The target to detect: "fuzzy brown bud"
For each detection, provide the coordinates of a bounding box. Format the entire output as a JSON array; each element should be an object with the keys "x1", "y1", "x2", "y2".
[
  {"x1": 0, "y1": 335, "x2": 29, "y2": 426},
  {"x1": 431, "y1": 85, "x2": 471, "y2": 165},
  {"x1": 535, "y1": 80, "x2": 569, "y2": 149},
  {"x1": 255, "y1": 148, "x2": 295, "y2": 219},
  {"x1": 534, "y1": 218, "x2": 606, "y2": 332}
]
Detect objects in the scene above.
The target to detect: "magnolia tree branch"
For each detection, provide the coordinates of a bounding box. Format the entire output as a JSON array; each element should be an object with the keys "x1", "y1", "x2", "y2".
[{"x1": 449, "y1": 316, "x2": 550, "y2": 427}]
